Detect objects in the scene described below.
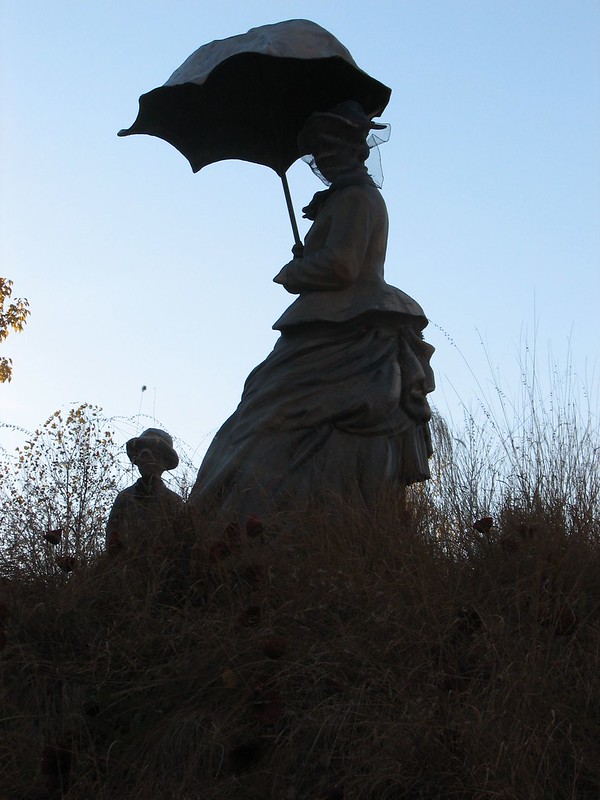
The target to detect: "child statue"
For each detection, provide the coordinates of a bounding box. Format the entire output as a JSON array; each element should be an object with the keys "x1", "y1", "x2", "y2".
[{"x1": 106, "y1": 428, "x2": 183, "y2": 554}]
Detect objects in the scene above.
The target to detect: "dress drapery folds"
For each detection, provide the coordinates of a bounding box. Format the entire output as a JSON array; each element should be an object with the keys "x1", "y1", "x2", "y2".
[{"x1": 188, "y1": 165, "x2": 435, "y2": 518}]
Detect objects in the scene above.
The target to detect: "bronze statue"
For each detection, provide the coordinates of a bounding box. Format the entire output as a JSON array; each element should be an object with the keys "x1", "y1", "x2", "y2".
[
  {"x1": 188, "y1": 102, "x2": 434, "y2": 518},
  {"x1": 106, "y1": 428, "x2": 183, "y2": 553}
]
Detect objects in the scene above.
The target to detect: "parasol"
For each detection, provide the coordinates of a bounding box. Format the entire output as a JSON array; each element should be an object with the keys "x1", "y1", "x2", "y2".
[{"x1": 118, "y1": 19, "x2": 391, "y2": 246}]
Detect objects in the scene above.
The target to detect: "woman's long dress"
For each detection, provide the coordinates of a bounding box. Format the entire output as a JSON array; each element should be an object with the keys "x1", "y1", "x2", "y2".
[{"x1": 188, "y1": 170, "x2": 434, "y2": 518}]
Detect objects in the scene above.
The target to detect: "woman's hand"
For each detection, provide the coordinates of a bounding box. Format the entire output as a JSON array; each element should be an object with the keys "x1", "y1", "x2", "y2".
[{"x1": 291, "y1": 243, "x2": 304, "y2": 259}]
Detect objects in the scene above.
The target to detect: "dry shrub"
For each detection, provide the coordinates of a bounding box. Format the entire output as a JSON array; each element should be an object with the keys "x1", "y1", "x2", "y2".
[{"x1": 0, "y1": 405, "x2": 124, "y2": 578}]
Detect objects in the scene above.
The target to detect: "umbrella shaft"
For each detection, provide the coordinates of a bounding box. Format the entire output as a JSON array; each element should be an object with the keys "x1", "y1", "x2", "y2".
[{"x1": 281, "y1": 174, "x2": 301, "y2": 248}]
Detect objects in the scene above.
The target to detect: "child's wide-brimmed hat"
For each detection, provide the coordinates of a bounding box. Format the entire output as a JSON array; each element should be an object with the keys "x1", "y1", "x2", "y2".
[{"x1": 126, "y1": 428, "x2": 179, "y2": 470}]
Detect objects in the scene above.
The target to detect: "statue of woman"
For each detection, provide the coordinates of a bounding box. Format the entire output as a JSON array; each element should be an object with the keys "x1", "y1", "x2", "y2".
[{"x1": 188, "y1": 101, "x2": 434, "y2": 518}]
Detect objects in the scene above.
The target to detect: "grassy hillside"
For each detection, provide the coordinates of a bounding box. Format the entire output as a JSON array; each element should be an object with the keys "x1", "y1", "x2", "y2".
[
  {"x1": 1, "y1": 368, "x2": 599, "y2": 798},
  {"x1": 1, "y1": 483, "x2": 599, "y2": 799}
]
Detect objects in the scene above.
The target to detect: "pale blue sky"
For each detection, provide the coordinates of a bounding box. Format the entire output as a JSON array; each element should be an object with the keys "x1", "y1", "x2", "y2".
[{"x1": 1, "y1": 1, "x2": 599, "y2": 467}]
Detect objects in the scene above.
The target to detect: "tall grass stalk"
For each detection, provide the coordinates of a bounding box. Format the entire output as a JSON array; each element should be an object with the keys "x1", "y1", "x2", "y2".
[{"x1": 424, "y1": 338, "x2": 599, "y2": 555}]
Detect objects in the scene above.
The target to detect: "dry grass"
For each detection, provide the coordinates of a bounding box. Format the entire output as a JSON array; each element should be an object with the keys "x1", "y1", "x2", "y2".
[
  {"x1": 1, "y1": 481, "x2": 599, "y2": 799},
  {"x1": 1, "y1": 355, "x2": 599, "y2": 799}
]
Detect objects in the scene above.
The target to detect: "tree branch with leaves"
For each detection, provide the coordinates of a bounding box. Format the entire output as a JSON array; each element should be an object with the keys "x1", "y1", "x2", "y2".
[{"x1": 1, "y1": 277, "x2": 30, "y2": 383}]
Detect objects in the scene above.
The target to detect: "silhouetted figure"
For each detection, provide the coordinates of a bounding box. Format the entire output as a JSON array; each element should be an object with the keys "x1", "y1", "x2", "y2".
[
  {"x1": 106, "y1": 428, "x2": 183, "y2": 554},
  {"x1": 188, "y1": 102, "x2": 434, "y2": 518}
]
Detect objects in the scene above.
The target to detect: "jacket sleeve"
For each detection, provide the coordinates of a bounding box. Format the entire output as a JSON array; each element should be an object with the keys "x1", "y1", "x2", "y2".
[{"x1": 274, "y1": 188, "x2": 372, "y2": 293}]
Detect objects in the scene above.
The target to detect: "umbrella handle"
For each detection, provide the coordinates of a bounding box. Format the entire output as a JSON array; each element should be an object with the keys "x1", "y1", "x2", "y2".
[{"x1": 281, "y1": 174, "x2": 302, "y2": 249}]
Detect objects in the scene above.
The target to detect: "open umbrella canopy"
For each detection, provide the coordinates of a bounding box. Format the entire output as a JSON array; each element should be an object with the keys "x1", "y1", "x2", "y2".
[{"x1": 118, "y1": 19, "x2": 391, "y2": 177}]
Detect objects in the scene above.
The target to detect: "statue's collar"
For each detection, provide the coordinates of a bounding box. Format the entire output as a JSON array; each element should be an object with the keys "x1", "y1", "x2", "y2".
[{"x1": 302, "y1": 167, "x2": 376, "y2": 220}]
